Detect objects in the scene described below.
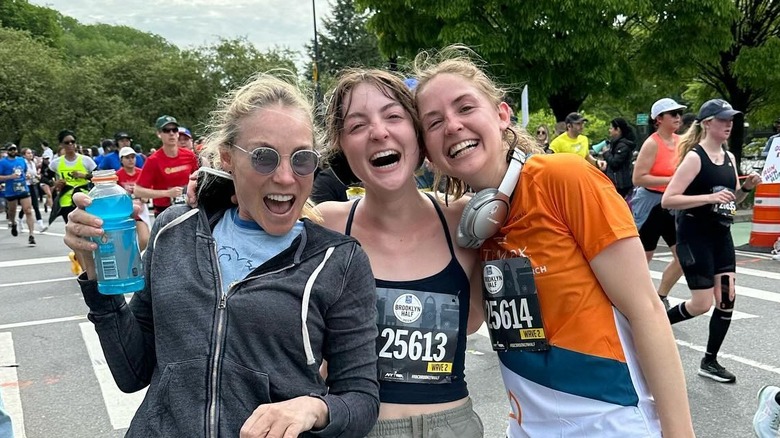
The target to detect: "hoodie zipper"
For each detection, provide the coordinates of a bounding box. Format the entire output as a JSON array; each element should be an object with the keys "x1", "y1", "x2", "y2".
[
  {"x1": 207, "y1": 240, "x2": 225, "y2": 438},
  {"x1": 205, "y1": 244, "x2": 295, "y2": 437}
]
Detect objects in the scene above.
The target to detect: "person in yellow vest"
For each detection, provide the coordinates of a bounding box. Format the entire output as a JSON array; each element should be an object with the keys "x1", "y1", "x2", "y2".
[
  {"x1": 48, "y1": 130, "x2": 97, "y2": 225},
  {"x1": 550, "y1": 112, "x2": 606, "y2": 170}
]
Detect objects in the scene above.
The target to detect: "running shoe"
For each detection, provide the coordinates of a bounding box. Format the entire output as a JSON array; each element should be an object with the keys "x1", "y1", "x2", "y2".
[
  {"x1": 37, "y1": 219, "x2": 48, "y2": 233},
  {"x1": 753, "y1": 385, "x2": 780, "y2": 437},
  {"x1": 10, "y1": 221, "x2": 18, "y2": 237},
  {"x1": 698, "y1": 357, "x2": 736, "y2": 383},
  {"x1": 17, "y1": 217, "x2": 24, "y2": 232},
  {"x1": 28, "y1": 235, "x2": 36, "y2": 246}
]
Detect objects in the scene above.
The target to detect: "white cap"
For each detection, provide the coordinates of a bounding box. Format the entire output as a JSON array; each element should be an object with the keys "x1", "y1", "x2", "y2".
[
  {"x1": 650, "y1": 98, "x2": 687, "y2": 119},
  {"x1": 42, "y1": 149, "x2": 54, "y2": 160},
  {"x1": 119, "y1": 147, "x2": 136, "y2": 158}
]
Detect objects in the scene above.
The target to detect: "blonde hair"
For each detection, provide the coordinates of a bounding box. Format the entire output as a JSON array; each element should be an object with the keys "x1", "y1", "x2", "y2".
[
  {"x1": 676, "y1": 120, "x2": 706, "y2": 166},
  {"x1": 412, "y1": 45, "x2": 541, "y2": 199},
  {"x1": 199, "y1": 71, "x2": 321, "y2": 221},
  {"x1": 323, "y1": 68, "x2": 424, "y2": 168}
]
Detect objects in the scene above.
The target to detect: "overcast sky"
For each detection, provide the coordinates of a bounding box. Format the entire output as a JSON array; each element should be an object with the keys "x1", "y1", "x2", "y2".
[{"x1": 29, "y1": 0, "x2": 332, "y2": 62}]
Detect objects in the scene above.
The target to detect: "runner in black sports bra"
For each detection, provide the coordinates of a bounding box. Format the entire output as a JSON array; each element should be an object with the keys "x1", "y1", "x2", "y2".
[{"x1": 346, "y1": 194, "x2": 470, "y2": 404}]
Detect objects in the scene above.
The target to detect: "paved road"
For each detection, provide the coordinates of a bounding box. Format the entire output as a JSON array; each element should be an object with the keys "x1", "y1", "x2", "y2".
[{"x1": 1, "y1": 219, "x2": 778, "y2": 437}]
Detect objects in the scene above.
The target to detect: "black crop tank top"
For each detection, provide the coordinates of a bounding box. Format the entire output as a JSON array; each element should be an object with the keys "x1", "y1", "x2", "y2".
[
  {"x1": 682, "y1": 145, "x2": 737, "y2": 224},
  {"x1": 345, "y1": 193, "x2": 470, "y2": 404}
]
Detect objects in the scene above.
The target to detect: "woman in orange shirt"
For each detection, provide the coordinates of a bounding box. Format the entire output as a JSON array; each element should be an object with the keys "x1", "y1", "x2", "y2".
[
  {"x1": 413, "y1": 46, "x2": 693, "y2": 438},
  {"x1": 632, "y1": 98, "x2": 687, "y2": 309}
]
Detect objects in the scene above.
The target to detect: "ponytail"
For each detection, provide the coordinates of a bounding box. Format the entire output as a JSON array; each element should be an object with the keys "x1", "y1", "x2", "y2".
[{"x1": 677, "y1": 121, "x2": 705, "y2": 166}]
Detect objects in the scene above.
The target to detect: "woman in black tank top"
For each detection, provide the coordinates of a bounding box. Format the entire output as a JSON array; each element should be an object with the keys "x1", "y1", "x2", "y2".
[
  {"x1": 316, "y1": 69, "x2": 485, "y2": 438},
  {"x1": 662, "y1": 99, "x2": 761, "y2": 384}
]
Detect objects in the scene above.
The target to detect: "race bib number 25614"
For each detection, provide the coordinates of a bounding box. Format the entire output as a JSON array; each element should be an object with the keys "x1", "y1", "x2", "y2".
[{"x1": 483, "y1": 257, "x2": 548, "y2": 352}]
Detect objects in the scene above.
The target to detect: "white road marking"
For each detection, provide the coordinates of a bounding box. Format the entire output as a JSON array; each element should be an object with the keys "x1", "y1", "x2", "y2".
[
  {"x1": 654, "y1": 256, "x2": 780, "y2": 280},
  {"x1": 0, "y1": 225, "x2": 64, "y2": 237},
  {"x1": 0, "y1": 277, "x2": 73, "y2": 289},
  {"x1": 734, "y1": 250, "x2": 774, "y2": 260},
  {"x1": 0, "y1": 256, "x2": 69, "y2": 269},
  {"x1": 649, "y1": 270, "x2": 780, "y2": 304},
  {"x1": 79, "y1": 323, "x2": 145, "y2": 430},
  {"x1": 0, "y1": 332, "x2": 27, "y2": 438},
  {"x1": 675, "y1": 339, "x2": 780, "y2": 376},
  {"x1": 665, "y1": 296, "x2": 756, "y2": 320},
  {"x1": 0, "y1": 316, "x2": 87, "y2": 330}
]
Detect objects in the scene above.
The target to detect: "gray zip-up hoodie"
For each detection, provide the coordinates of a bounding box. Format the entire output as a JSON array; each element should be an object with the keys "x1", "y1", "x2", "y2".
[{"x1": 78, "y1": 205, "x2": 379, "y2": 437}]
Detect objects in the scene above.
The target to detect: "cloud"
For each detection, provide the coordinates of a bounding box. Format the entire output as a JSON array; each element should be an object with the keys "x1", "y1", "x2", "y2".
[{"x1": 29, "y1": 0, "x2": 331, "y2": 58}]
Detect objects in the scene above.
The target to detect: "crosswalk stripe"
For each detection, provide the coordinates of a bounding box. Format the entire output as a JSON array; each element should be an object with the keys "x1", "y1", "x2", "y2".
[
  {"x1": 654, "y1": 256, "x2": 780, "y2": 279},
  {"x1": 0, "y1": 277, "x2": 73, "y2": 289},
  {"x1": 0, "y1": 257, "x2": 69, "y2": 269},
  {"x1": 79, "y1": 323, "x2": 145, "y2": 430},
  {"x1": 665, "y1": 297, "x2": 756, "y2": 320},
  {"x1": 648, "y1": 270, "x2": 780, "y2": 304},
  {"x1": 0, "y1": 332, "x2": 27, "y2": 438},
  {"x1": 675, "y1": 339, "x2": 780, "y2": 376},
  {"x1": 0, "y1": 316, "x2": 87, "y2": 331}
]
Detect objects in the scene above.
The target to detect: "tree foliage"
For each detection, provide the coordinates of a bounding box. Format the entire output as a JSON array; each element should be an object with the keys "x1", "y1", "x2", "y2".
[
  {"x1": 357, "y1": 0, "x2": 733, "y2": 121},
  {"x1": 0, "y1": 0, "x2": 298, "y2": 151},
  {"x1": 0, "y1": 0, "x2": 63, "y2": 46},
  {"x1": 0, "y1": 27, "x2": 63, "y2": 146},
  {"x1": 307, "y1": 0, "x2": 385, "y2": 98},
  {"x1": 196, "y1": 37, "x2": 298, "y2": 93},
  {"x1": 313, "y1": 0, "x2": 385, "y2": 76}
]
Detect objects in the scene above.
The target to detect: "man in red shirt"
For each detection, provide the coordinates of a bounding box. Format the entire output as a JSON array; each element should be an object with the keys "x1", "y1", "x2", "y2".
[
  {"x1": 116, "y1": 146, "x2": 151, "y2": 250},
  {"x1": 134, "y1": 115, "x2": 199, "y2": 216}
]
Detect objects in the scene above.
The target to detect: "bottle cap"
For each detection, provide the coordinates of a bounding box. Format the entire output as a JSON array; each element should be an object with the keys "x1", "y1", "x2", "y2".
[{"x1": 92, "y1": 169, "x2": 118, "y2": 183}]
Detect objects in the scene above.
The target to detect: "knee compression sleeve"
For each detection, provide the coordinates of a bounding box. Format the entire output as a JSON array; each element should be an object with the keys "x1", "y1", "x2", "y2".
[{"x1": 718, "y1": 276, "x2": 735, "y2": 310}]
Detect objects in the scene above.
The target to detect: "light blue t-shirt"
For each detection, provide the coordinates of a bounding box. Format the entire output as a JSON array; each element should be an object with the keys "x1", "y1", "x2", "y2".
[{"x1": 212, "y1": 207, "x2": 304, "y2": 293}]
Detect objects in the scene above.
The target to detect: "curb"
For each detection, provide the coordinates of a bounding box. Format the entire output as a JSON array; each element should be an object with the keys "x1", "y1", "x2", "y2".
[{"x1": 734, "y1": 210, "x2": 752, "y2": 223}]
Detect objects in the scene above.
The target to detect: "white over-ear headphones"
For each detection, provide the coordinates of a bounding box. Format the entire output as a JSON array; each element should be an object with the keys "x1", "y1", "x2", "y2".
[{"x1": 456, "y1": 148, "x2": 529, "y2": 248}]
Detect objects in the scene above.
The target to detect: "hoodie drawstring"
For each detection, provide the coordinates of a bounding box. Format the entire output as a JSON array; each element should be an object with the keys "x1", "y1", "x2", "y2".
[{"x1": 301, "y1": 246, "x2": 334, "y2": 365}]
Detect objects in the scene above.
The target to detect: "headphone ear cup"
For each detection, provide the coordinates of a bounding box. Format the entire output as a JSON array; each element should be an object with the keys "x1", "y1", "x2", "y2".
[{"x1": 457, "y1": 188, "x2": 506, "y2": 249}]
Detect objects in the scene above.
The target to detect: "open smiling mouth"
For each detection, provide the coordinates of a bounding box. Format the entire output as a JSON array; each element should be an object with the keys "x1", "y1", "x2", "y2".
[
  {"x1": 449, "y1": 140, "x2": 478, "y2": 158},
  {"x1": 264, "y1": 194, "x2": 294, "y2": 214},
  {"x1": 369, "y1": 150, "x2": 401, "y2": 168}
]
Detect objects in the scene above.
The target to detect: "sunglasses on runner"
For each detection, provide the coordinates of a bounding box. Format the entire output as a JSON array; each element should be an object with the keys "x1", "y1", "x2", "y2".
[
  {"x1": 232, "y1": 145, "x2": 319, "y2": 177},
  {"x1": 661, "y1": 110, "x2": 683, "y2": 117},
  {"x1": 160, "y1": 127, "x2": 179, "y2": 134}
]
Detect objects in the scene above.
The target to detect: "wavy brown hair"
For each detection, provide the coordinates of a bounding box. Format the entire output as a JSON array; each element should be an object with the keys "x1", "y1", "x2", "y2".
[
  {"x1": 412, "y1": 45, "x2": 541, "y2": 199},
  {"x1": 323, "y1": 68, "x2": 425, "y2": 169}
]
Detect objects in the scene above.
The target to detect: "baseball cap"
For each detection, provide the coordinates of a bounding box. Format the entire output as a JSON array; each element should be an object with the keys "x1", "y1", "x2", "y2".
[
  {"x1": 178, "y1": 127, "x2": 192, "y2": 138},
  {"x1": 114, "y1": 131, "x2": 132, "y2": 141},
  {"x1": 650, "y1": 98, "x2": 687, "y2": 119},
  {"x1": 4, "y1": 142, "x2": 17, "y2": 151},
  {"x1": 696, "y1": 99, "x2": 741, "y2": 121},
  {"x1": 565, "y1": 112, "x2": 588, "y2": 124},
  {"x1": 155, "y1": 115, "x2": 179, "y2": 130},
  {"x1": 119, "y1": 146, "x2": 136, "y2": 158}
]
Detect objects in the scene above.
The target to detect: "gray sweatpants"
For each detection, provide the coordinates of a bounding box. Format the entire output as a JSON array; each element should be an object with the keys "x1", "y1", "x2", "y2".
[{"x1": 367, "y1": 398, "x2": 483, "y2": 438}]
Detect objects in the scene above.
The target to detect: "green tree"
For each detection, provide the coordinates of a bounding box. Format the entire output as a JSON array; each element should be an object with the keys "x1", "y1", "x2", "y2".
[
  {"x1": 356, "y1": 0, "x2": 733, "y2": 122},
  {"x1": 195, "y1": 37, "x2": 298, "y2": 95},
  {"x1": 59, "y1": 16, "x2": 175, "y2": 60},
  {"x1": 0, "y1": 27, "x2": 63, "y2": 146},
  {"x1": 0, "y1": 0, "x2": 62, "y2": 47},
  {"x1": 708, "y1": 0, "x2": 780, "y2": 163},
  {"x1": 310, "y1": 0, "x2": 385, "y2": 77}
]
